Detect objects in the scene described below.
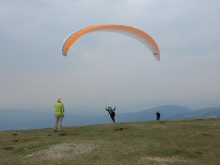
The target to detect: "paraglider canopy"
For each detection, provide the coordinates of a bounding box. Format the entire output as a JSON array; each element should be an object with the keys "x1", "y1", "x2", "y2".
[{"x1": 61, "y1": 24, "x2": 160, "y2": 61}]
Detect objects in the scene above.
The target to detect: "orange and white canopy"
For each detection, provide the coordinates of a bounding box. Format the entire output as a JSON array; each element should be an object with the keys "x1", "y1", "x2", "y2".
[{"x1": 61, "y1": 24, "x2": 160, "y2": 61}]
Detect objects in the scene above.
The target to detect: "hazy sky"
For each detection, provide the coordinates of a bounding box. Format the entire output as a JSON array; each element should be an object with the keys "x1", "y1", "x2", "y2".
[{"x1": 1, "y1": 0, "x2": 220, "y2": 114}]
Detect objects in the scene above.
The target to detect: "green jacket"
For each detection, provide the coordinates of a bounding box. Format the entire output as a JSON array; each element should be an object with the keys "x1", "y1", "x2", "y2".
[{"x1": 54, "y1": 101, "x2": 65, "y2": 116}]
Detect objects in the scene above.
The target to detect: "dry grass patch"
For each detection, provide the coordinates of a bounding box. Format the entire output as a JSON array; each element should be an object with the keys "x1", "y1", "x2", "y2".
[
  {"x1": 24, "y1": 143, "x2": 97, "y2": 161},
  {"x1": 141, "y1": 156, "x2": 193, "y2": 164}
]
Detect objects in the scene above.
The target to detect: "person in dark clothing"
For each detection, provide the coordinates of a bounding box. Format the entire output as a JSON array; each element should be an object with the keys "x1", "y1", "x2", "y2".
[
  {"x1": 106, "y1": 106, "x2": 116, "y2": 123},
  {"x1": 156, "y1": 111, "x2": 160, "y2": 120}
]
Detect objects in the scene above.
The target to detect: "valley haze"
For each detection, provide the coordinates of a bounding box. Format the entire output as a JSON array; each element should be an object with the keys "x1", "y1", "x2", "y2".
[{"x1": 1, "y1": 105, "x2": 219, "y2": 130}]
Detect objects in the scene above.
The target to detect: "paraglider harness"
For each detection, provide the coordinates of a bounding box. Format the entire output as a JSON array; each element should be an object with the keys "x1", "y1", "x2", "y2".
[{"x1": 109, "y1": 109, "x2": 115, "y2": 116}]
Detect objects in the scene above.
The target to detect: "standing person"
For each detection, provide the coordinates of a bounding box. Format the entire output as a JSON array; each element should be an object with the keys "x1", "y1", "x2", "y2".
[
  {"x1": 156, "y1": 111, "x2": 160, "y2": 120},
  {"x1": 106, "y1": 106, "x2": 116, "y2": 123},
  {"x1": 54, "y1": 98, "x2": 65, "y2": 132}
]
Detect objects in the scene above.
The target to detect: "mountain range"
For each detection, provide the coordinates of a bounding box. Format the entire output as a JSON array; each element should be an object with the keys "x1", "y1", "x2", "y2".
[{"x1": 1, "y1": 105, "x2": 219, "y2": 130}]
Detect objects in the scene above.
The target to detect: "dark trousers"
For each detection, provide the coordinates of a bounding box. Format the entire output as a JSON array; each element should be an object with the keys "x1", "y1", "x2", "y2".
[
  {"x1": 110, "y1": 114, "x2": 115, "y2": 122},
  {"x1": 156, "y1": 116, "x2": 160, "y2": 120}
]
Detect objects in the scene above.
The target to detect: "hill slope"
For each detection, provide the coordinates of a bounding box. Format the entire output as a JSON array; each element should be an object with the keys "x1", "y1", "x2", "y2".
[{"x1": 1, "y1": 118, "x2": 220, "y2": 165}]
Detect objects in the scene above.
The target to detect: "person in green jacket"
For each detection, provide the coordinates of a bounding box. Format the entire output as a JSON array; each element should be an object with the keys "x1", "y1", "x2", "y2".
[{"x1": 54, "y1": 98, "x2": 65, "y2": 132}]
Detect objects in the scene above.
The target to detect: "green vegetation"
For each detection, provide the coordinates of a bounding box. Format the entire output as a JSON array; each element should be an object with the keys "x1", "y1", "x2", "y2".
[{"x1": 1, "y1": 118, "x2": 220, "y2": 165}]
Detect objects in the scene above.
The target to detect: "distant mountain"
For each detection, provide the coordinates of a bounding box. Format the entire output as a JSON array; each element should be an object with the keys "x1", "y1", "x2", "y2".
[
  {"x1": 169, "y1": 107, "x2": 220, "y2": 119},
  {"x1": 118, "y1": 105, "x2": 192, "y2": 121},
  {"x1": 1, "y1": 105, "x2": 219, "y2": 130}
]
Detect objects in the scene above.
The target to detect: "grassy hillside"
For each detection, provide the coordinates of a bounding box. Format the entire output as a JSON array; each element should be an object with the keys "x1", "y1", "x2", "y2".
[{"x1": 1, "y1": 118, "x2": 220, "y2": 165}]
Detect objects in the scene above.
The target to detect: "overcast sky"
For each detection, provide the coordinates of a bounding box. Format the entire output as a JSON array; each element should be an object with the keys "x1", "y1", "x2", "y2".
[{"x1": 0, "y1": 0, "x2": 220, "y2": 114}]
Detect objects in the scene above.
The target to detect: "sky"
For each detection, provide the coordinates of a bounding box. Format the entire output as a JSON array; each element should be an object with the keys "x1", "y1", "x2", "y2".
[{"x1": 0, "y1": 0, "x2": 220, "y2": 114}]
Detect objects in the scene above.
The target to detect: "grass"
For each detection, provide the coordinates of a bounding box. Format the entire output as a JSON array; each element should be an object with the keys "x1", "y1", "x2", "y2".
[{"x1": 0, "y1": 118, "x2": 220, "y2": 165}]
